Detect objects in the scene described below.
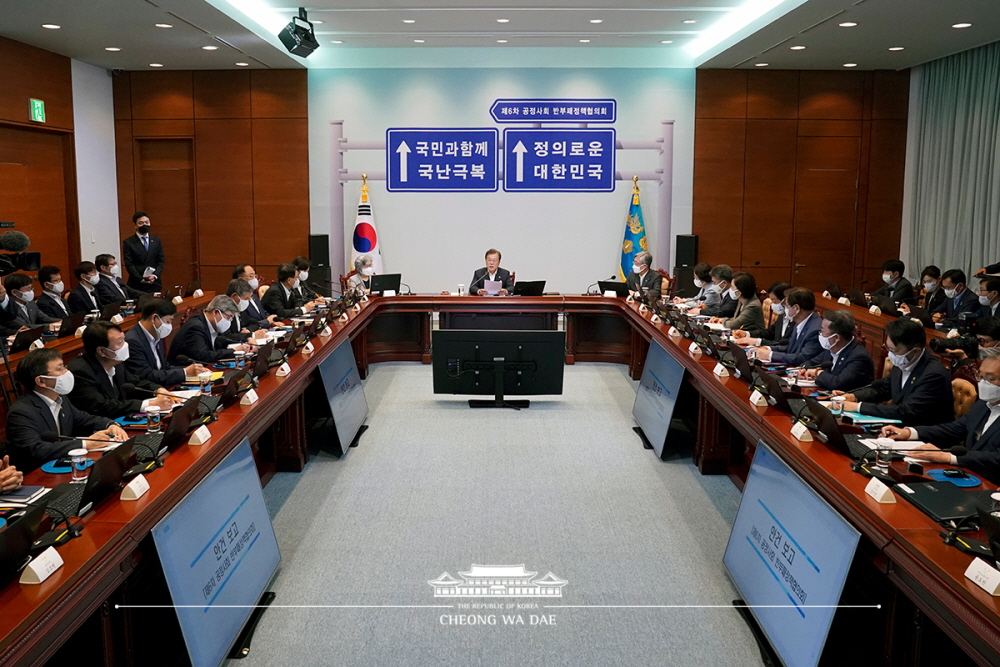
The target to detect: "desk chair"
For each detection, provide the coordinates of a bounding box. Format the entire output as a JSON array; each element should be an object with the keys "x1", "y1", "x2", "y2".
[
  {"x1": 655, "y1": 268, "x2": 672, "y2": 298},
  {"x1": 339, "y1": 270, "x2": 358, "y2": 295},
  {"x1": 952, "y1": 378, "x2": 977, "y2": 418}
]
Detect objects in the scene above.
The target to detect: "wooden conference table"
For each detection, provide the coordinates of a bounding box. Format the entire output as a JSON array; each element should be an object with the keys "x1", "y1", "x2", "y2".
[{"x1": 0, "y1": 293, "x2": 996, "y2": 666}]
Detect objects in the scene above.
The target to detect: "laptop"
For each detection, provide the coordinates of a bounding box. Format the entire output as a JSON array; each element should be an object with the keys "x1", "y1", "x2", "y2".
[
  {"x1": 56, "y1": 311, "x2": 87, "y2": 339},
  {"x1": 133, "y1": 402, "x2": 195, "y2": 460},
  {"x1": 825, "y1": 282, "x2": 843, "y2": 299},
  {"x1": 804, "y1": 397, "x2": 878, "y2": 460},
  {"x1": 0, "y1": 503, "x2": 46, "y2": 582},
  {"x1": 511, "y1": 280, "x2": 546, "y2": 297},
  {"x1": 907, "y1": 306, "x2": 937, "y2": 329},
  {"x1": 44, "y1": 440, "x2": 134, "y2": 519},
  {"x1": 10, "y1": 326, "x2": 45, "y2": 354},
  {"x1": 100, "y1": 301, "x2": 123, "y2": 320},
  {"x1": 846, "y1": 288, "x2": 869, "y2": 308},
  {"x1": 598, "y1": 280, "x2": 629, "y2": 297},
  {"x1": 896, "y1": 482, "x2": 988, "y2": 525},
  {"x1": 284, "y1": 324, "x2": 307, "y2": 357},
  {"x1": 870, "y1": 294, "x2": 900, "y2": 317},
  {"x1": 184, "y1": 280, "x2": 202, "y2": 298},
  {"x1": 754, "y1": 369, "x2": 809, "y2": 420},
  {"x1": 254, "y1": 340, "x2": 276, "y2": 377},
  {"x1": 368, "y1": 273, "x2": 401, "y2": 296},
  {"x1": 727, "y1": 341, "x2": 756, "y2": 384}
]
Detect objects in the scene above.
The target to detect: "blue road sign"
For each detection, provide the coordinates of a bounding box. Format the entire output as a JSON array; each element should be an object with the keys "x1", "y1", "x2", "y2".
[
  {"x1": 502, "y1": 128, "x2": 616, "y2": 192},
  {"x1": 386, "y1": 128, "x2": 498, "y2": 192},
  {"x1": 490, "y1": 99, "x2": 616, "y2": 123}
]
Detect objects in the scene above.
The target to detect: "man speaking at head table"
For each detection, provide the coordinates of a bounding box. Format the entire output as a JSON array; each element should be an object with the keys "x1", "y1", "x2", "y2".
[
  {"x1": 625, "y1": 251, "x2": 661, "y2": 300},
  {"x1": 470, "y1": 248, "x2": 513, "y2": 296}
]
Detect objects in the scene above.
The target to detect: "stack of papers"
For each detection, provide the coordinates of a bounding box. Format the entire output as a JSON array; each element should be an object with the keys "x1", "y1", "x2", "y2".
[
  {"x1": 185, "y1": 371, "x2": 224, "y2": 383},
  {"x1": 0, "y1": 486, "x2": 49, "y2": 507}
]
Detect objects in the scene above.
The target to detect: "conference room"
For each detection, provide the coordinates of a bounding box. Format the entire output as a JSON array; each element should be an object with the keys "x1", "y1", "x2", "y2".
[{"x1": 2, "y1": 1, "x2": 1000, "y2": 665}]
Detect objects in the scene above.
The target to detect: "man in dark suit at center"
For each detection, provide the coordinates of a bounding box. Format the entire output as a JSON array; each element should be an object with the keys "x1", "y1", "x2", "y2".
[
  {"x1": 470, "y1": 248, "x2": 513, "y2": 296},
  {"x1": 834, "y1": 317, "x2": 954, "y2": 426},
  {"x1": 625, "y1": 251, "x2": 662, "y2": 299},
  {"x1": 932, "y1": 268, "x2": 980, "y2": 325},
  {"x1": 36, "y1": 265, "x2": 71, "y2": 320},
  {"x1": 168, "y1": 295, "x2": 254, "y2": 364},
  {"x1": 67, "y1": 261, "x2": 105, "y2": 314},
  {"x1": 871, "y1": 259, "x2": 915, "y2": 304},
  {"x1": 798, "y1": 310, "x2": 875, "y2": 391},
  {"x1": 262, "y1": 264, "x2": 320, "y2": 319},
  {"x1": 234, "y1": 263, "x2": 278, "y2": 329},
  {"x1": 756, "y1": 287, "x2": 823, "y2": 366},
  {"x1": 95, "y1": 253, "x2": 143, "y2": 304},
  {"x1": 3, "y1": 273, "x2": 59, "y2": 329},
  {"x1": 125, "y1": 298, "x2": 207, "y2": 386},
  {"x1": 122, "y1": 210, "x2": 166, "y2": 293}
]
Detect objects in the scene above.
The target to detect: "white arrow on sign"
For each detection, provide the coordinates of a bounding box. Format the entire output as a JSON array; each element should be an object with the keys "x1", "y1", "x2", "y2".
[
  {"x1": 512, "y1": 141, "x2": 527, "y2": 182},
  {"x1": 396, "y1": 141, "x2": 411, "y2": 182}
]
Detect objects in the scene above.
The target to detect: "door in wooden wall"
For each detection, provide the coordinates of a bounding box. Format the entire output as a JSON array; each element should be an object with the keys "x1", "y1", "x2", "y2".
[
  {"x1": 135, "y1": 139, "x2": 198, "y2": 290},
  {"x1": 791, "y1": 136, "x2": 861, "y2": 291}
]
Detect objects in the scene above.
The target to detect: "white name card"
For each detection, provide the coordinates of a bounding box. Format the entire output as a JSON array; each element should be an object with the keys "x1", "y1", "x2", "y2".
[
  {"x1": 638, "y1": 304, "x2": 649, "y2": 313},
  {"x1": 302, "y1": 341, "x2": 315, "y2": 354},
  {"x1": 869, "y1": 305, "x2": 881, "y2": 316},
  {"x1": 320, "y1": 325, "x2": 332, "y2": 337},
  {"x1": 668, "y1": 326, "x2": 680, "y2": 337},
  {"x1": 19, "y1": 547, "x2": 63, "y2": 585},
  {"x1": 111, "y1": 314, "x2": 124, "y2": 324},
  {"x1": 603, "y1": 290, "x2": 617, "y2": 298},
  {"x1": 947, "y1": 328, "x2": 960, "y2": 338},
  {"x1": 361, "y1": 295, "x2": 369, "y2": 303},
  {"x1": 382, "y1": 289, "x2": 396, "y2": 297},
  {"x1": 75, "y1": 325, "x2": 86, "y2": 337},
  {"x1": 712, "y1": 362, "x2": 729, "y2": 377},
  {"x1": 192, "y1": 289, "x2": 204, "y2": 298},
  {"x1": 30, "y1": 339, "x2": 45, "y2": 350},
  {"x1": 276, "y1": 362, "x2": 291, "y2": 376},
  {"x1": 790, "y1": 421, "x2": 813, "y2": 442},
  {"x1": 172, "y1": 296, "x2": 184, "y2": 305},
  {"x1": 864, "y1": 477, "x2": 895, "y2": 504},
  {"x1": 339, "y1": 312, "x2": 350, "y2": 322},
  {"x1": 749, "y1": 389, "x2": 768, "y2": 407},
  {"x1": 822, "y1": 290, "x2": 831, "y2": 298},
  {"x1": 837, "y1": 297, "x2": 851, "y2": 306},
  {"x1": 188, "y1": 424, "x2": 212, "y2": 446},
  {"x1": 352, "y1": 303, "x2": 362, "y2": 312},
  {"x1": 626, "y1": 295, "x2": 635, "y2": 303},
  {"x1": 121, "y1": 474, "x2": 150, "y2": 501},
  {"x1": 650, "y1": 314, "x2": 662, "y2": 324},
  {"x1": 240, "y1": 388, "x2": 259, "y2": 405},
  {"x1": 965, "y1": 557, "x2": 1000, "y2": 596},
  {"x1": 689, "y1": 342, "x2": 701, "y2": 354}
]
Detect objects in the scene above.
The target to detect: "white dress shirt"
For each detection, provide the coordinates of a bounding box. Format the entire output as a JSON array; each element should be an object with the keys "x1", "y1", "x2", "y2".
[
  {"x1": 36, "y1": 391, "x2": 63, "y2": 435},
  {"x1": 105, "y1": 364, "x2": 152, "y2": 412},
  {"x1": 45, "y1": 290, "x2": 69, "y2": 315},
  {"x1": 141, "y1": 323, "x2": 162, "y2": 370}
]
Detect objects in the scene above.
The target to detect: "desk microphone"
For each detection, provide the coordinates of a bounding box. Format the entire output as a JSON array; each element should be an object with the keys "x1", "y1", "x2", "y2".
[
  {"x1": 468, "y1": 273, "x2": 488, "y2": 295},
  {"x1": 850, "y1": 445, "x2": 968, "y2": 479},
  {"x1": 309, "y1": 281, "x2": 340, "y2": 297},
  {"x1": 121, "y1": 383, "x2": 194, "y2": 402},
  {"x1": 399, "y1": 282, "x2": 413, "y2": 295},
  {"x1": 40, "y1": 432, "x2": 164, "y2": 476},
  {"x1": 13, "y1": 499, "x2": 84, "y2": 552},
  {"x1": 586, "y1": 275, "x2": 617, "y2": 295}
]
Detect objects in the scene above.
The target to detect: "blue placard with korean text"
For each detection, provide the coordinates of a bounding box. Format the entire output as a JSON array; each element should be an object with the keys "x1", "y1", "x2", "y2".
[
  {"x1": 490, "y1": 99, "x2": 616, "y2": 123},
  {"x1": 502, "y1": 128, "x2": 616, "y2": 192},
  {"x1": 386, "y1": 128, "x2": 498, "y2": 192}
]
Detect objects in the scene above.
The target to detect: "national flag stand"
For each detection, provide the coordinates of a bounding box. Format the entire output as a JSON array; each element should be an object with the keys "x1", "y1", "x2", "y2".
[{"x1": 619, "y1": 176, "x2": 648, "y2": 281}]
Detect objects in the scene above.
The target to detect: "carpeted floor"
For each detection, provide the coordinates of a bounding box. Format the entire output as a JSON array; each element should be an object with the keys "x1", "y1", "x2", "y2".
[{"x1": 243, "y1": 362, "x2": 761, "y2": 666}]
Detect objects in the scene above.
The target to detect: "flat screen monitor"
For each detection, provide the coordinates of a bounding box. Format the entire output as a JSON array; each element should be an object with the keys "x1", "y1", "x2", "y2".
[
  {"x1": 369, "y1": 273, "x2": 401, "y2": 295},
  {"x1": 151, "y1": 439, "x2": 281, "y2": 667},
  {"x1": 317, "y1": 337, "x2": 369, "y2": 451},
  {"x1": 631, "y1": 339, "x2": 686, "y2": 458},
  {"x1": 432, "y1": 329, "x2": 565, "y2": 396},
  {"x1": 724, "y1": 441, "x2": 860, "y2": 667}
]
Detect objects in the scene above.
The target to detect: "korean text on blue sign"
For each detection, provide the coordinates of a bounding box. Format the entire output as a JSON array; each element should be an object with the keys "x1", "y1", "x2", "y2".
[
  {"x1": 503, "y1": 128, "x2": 616, "y2": 192},
  {"x1": 386, "y1": 128, "x2": 498, "y2": 192},
  {"x1": 490, "y1": 99, "x2": 616, "y2": 123}
]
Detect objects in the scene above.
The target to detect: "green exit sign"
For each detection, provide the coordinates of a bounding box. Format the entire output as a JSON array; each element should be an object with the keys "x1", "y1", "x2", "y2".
[{"x1": 29, "y1": 98, "x2": 45, "y2": 123}]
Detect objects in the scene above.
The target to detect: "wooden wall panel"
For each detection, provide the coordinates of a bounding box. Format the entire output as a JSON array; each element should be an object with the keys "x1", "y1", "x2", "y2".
[
  {"x1": 199, "y1": 265, "x2": 237, "y2": 296},
  {"x1": 112, "y1": 72, "x2": 131, "y2": 120},
  {"x1": 797, "y1": 120, "x2": 862, "y2": 137},
  {"x1": 251, "y1": 70, "x2": 308, "y2": 118},
  {"x1": 0, "y1": 36, "x2": 73, "y2": 130},
  {"x1": 694, "y1": 70, "x2": 746, "y2": 119},
  {"x1": 747, "y1": 70, "x2": 798, "y2": 119},
  {"x1": 129, "y1": 71, "x2": 194, "y2": 120},
  {"x1": 692, "y1": 119, "x2": 745, "y2": 266},
  {"x1": 798, "y1": 71, "x2": 864, "y2": 120},
  {"x1": 741, "y1": 120, "x2": 796, "y2": 269},
  {"x1": 132, "y1": 120, "x2": 195, "y2": 137},
  {"x1": 252, "y1": 119, "x2": 310, "y2": 264},
  {"x1": 114, "y1": 120, "x2": 136, "y2": 230},
  {"x1": 194, "y1": 71, "x2": 251, "y2": 119},
  {"x1": 872, "y1": 70, "x2": 910, "y2": 120},
  {"x1": 195, "y1": 119, "x2": 254, "y2": 264},
  {"x1": 863, "y1": 120, "x2": 908, "y2": 268}
]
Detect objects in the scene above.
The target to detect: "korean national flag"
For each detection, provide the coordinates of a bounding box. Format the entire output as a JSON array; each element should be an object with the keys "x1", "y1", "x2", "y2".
[{"x1": 351, "y1": 185, "x2": 383, "y2": 274}]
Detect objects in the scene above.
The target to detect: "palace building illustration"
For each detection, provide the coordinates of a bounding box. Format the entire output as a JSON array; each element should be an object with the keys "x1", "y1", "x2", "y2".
[{"x1": 428, "y1": 564, "x2": 568, "y2": 597}]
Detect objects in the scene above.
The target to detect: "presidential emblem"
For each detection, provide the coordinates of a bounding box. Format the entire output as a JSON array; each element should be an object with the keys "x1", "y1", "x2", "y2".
[
  {"x1": 622, "y1": 240, "x2": 633, "y2": 254},
  {"x1": 627, "y1": 214, "x2": 643, "y2": 235},
  {"x1": 639, "y1": 236, "x2": 648, "y2": 251}
]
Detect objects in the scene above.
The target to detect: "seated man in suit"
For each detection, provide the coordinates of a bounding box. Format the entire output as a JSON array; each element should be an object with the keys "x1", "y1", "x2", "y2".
[
  {"x1": 125, "y1": 298, "x2": 207, "y2": 386},
  {"x1": 221, "y1": 279, "x2": 271, "y2": 345},
  {"x1": 932, "y1": 268, "x2": 979, "y2": 324},
  {"x1": 233, "y1": 263, "x2": 278, "y2": 328},
  {"x1": 978, "y1": 277, "x2": 1000, "y2": 318},
  {"x1": 710, "y1": 272, "x2": 763, "y2": 332},
  {"x1": 37, "y1": 265, "x2": 70, "y2": 319},
  {"x1": 292, "y1": 255, "x2": 320, "y2": 302},
  {"x1": 7, "y1": 347, "x2": 127, "y2": 473},
  {"x1": 262, "y1": 264, "x2": 321, "y2": 319},
  {"x1": 67, "y1": 261, "x2": 105, "y2": 314},
  {"x1": 673, "y1": 262, "x2": 718, "y2": 310},
  {"x1": 756, "y1": 288, "x2": 823, "y2": 366},
  {"x1": 3, "y1": 273, "x2": 59, "y2": 329},
  {"x1": 122, "y1": 211, "x2": 165, "y2": 293},
  {"x1": 833, "y1": 317, "x2": 954, "y2": 425},
  {"x1": 871, "y1": 259, "x2": 915, "y2": 304},
  {"x1": 880, "y1": 347, "x2": 1000, "y2": 484},
  {"x1": 625, "y1": 251, "x2": 662, "y2": 300},
  {"x1": 168, "y1": 295, "x2": 254, "y2": 365},
  {"x1": 797, "y1": 310, "x2": 875, "y2": 391},
  {"x1": 696, "y1": 264, "x2": 737, "y2": 318},
  {"x1": 95, "y1": 253, "x2": 143, "y2": 304},
  {"x1": 0, "y1": 283, "x2": 20, "y2": 336},
  {"x1": 67, "y1": 320, "x2": 175, "y2": 419},
  {"x1": 733, "y1": 281, "x2": 793, "y2": 346},
  {"x1": 470, "y1": 248, "x2": 514, "y2": 296}
]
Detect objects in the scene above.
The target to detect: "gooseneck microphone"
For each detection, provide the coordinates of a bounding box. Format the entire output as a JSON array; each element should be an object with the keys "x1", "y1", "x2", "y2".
[
  {"x1": 586, "y1": 275, "x2": 618, "y2": 295},
  {"x1": 467, "y1": 272, "x2": 489, "y2": 295},
  {"x1": 850, "y1": 444, "x2": 968, "y2": 481},
  {"x1": 121, "y1": 382, "x2": 193, "y2": 402}
]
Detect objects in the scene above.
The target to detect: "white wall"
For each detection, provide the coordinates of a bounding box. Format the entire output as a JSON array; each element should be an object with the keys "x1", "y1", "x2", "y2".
[
  {"x1": 71, "y1": 60, "x2": 119, "y2": 262},
  {"x1": 308, "y1": 68, "x2": 695, "y2": 295}
]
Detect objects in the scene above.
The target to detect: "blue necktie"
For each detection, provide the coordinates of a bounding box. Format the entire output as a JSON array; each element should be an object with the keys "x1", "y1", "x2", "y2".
[{"x1": 143, "y1": 236, "x2": 149, "y2": 252}]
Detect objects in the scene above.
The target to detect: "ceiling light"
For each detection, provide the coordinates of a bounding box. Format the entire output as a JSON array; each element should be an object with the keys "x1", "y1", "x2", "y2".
[
  {"x1": 105, "y1": 47, "x2": 121, "y2": 52},
  {"x1": 414, "y1": 39, "x2": 425, "y2": 43},
  {"x1": 311, "y1": 20, "x2": 323, "y2": 24},
  {"x1": 202, "y1": 45, "x2": 219, "y2": 50},
  {"x1": 843, "y1": 63, "x2": 857, "y2": 67},
  {"x1": 496, "y1": 19, "x2": 509, "y2": 23},
  {"x1": 402, "y1": 19, "x2": 415, "y2": 24},
  {"x1": 838, "y1": 22, "x2": 857, "y2": 27},
  {"x1": 790, "y1": 45, "x2": 806, "y2": 50},
  {"x1": 155, "y1": 23, "x2": 173, "y2": 28},
  {"x1": 683, "y1": 20, "x2": 697, "y2": 24},
  {"x1": 236, "y1": 62, "x2": 249, "y2": 66},
  {"x1": 41, "y1": 24, "x2": 60, "y2": 30},
  {"x1": 755, "y1": 63, "x2": 768, "y2": 67},
  {"x1": 590, "y1": 19, "x2": 603, "y2": 24},
  {"x1": 660, "y1": 40, "x2": 673, "y2": 44},
  {"x1": 888, "y1": 46, "x2": 904, "y2": 51},
  {"x1": 579, "y1": 39, "x2": 591, "y2": 43},
  {"x1": 952, "y1": 22, "x2": 972, "y2": 29},
  {"x1": 150, "y1": 63, "x2": 163, "y2": 67},
  {"x1": 330, "y1": 40, "x2": 343, "y2": 44},
  {"x1": 497, "y1": 39, "x2": 507, "y2": 43}
]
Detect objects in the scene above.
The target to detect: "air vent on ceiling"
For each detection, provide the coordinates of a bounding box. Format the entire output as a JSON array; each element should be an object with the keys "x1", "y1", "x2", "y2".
[
  {"x1": 800, "y1": 11, "x2": 846, "y2": 34},
  {"x1": 167, "y1": 11, "x2": 211, "y2": 35}
]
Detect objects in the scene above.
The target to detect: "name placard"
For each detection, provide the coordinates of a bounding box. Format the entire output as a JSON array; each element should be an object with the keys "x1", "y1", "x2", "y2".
[
  {"x1": 712, "y1": 362, "x2": 729, "y2": 377},
  {"x1": 790, "y1": 421, "x2": 813, "y2": 442},
  {"x1": 188, "y1": 424, "x2": 211, "y2": 446},
  {"x1": 240, "y1": 388, "x2": 259, "y2": 405},
  {"x1": 864, "y1": 477, "x2": 895, "y2": 504},
  {"x1": 966, "y1": 558, "x2": 1000, "y2": 596},
  {"x1": 276, "y1": 362, "x2": 292, "y2": 377},
  {"x1": 19, "y1": 547, "x2": 63, "y2": 585},
  {"x1": 121, "y1": 474, "x2": 150, "y2": 501},
  {"x1": 749, "y1": 389, "x2": 768, "y2": 407}
]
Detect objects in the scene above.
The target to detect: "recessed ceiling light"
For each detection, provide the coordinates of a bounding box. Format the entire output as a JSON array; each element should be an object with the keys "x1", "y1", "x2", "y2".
[
  {"x1": 330, "y1": 40, "x2": 343, "y2": 44},
  {"x1": 402, "y1": 19, "x2": 415, "y2": 24},
  {"x1": 202, "y1": 45, "x2": 218, "y2": 51},
  {"x1": 150, "y1": 63, "x2": 163, "y2": 67},
  {"x1": 683, "y1": 20, "x2": 697, "y2": 24},
  {"x1": 311, "y1": 20, "x2": 323, "y2": 24},
  {"x1": 888, "y1": 46, "x2": 904, "y2": 51},
  {"x1": 843, "y1": 63, "x2": 857, "y2": 68},
  {"x1": 838, "y1": 22, "x2": 857, "y2": 27},
  {"x1": 755, "y1": 63, "x2": 768, "y2": 67},
  {"x1": 41, "y1": 24, "x2": 60, "y2": 30},
  {"x1": 790, "y1": 45, "x2": 806, "y2": 50},
  {"x1": 235, "y1": 62, "x2": 249, "y2": 67},
  {"x1": 413, "y1": 39, "x2": 425, "y2": 43},
  {"x1": 155, "y1": 23, "x2": 173, "y2": 28},
  {"x1": 497, "y1": 39, "x2": 507, "y2": 43},
  {"x1": 660, "y1": 40, "x2": 673, "y2": 44},
  {"x1": 590, "y1": 19, "x2": 603, "y2": 24},
  {"x1": 579, "y1": 39, "x2": 591, "y2": 43},
  {"x1": 952, "y1": 22, "x2": 972, "y2": 29},
  {"x1": 497, "y1": 18, "x2": 509, "y2": 23},
  {"x1": 105, "y1": 47, "x2": 121, "y2": 52}
]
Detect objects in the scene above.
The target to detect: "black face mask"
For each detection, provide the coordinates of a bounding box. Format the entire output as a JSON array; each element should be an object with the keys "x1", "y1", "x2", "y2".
[{"x1": 138, "y1": 225, "x2": 151, "y2": 235}]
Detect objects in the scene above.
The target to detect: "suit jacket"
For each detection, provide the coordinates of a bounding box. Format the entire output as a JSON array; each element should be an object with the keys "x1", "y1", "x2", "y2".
[
  {"x1": 923, "y1": 287, "x2": 947, "y2": 313},
  {"x1": 261, "y1": 283, "x2": 304, "y2": 319},
  {"x1": 6, "y1": 298, "x2": 59, "y2": 328},
  {"x1": 122, "y1": 233, "x2": 165, "y2": 291},
  {"x1": 852, "y1": 352, "x2": 954, "y2": 425},
  {"x1": 6, "y1": 392, "x2": 113, "y2": 473},
  {"x1": 915, "y1": 401, "x2": 1000, "y2": 485},
  {"x1": 770, "y1": 312, "x2": 823, "y2": 366},
  {"x1": 294, "y1": 284, "x2": 318, "y2": 302},
  {"x1": 124, "y1": 323, "x2": 186, "y2": 386},
  {"x1": 470, "y1": 267, "x2": 513, "y2": 295},
  {"x1": 37, "y1": 291, "x2": 70, "y2": 319},
  {"x1": 692, "y1": 283, "x2": 721, "y2": 310},
  {"x1": 66, "y1": 353, "x2": 161, "y2": 419},
  {"x1": 67, "y1": 284, "x2": 104, "y2": 314},
  {"x1": 872, "y1": 277, "x2": 915, "y2": 304},
  {"x1": 95, "y1": 273, "x2": 141, "y2": 304},
  {"x1": 979, "y1": 301, "x2": 1000, "y2": 319},
  {"x1": 220, "y1": 309, "x2": 260, "y2": 345},
  {"x1": 167, "y1": 312, "x2": 236, "y2": 364},
  {"x1": 933, "y1": 288, "x2": 980, "y2": 322},
  {"x1": 723, "y1": 296, "x2": 764, "y2": 332},
  {"x1": 808, "y1": 339, "x2": 876, "y2": 391},
  {"x1": 758, "y1": 314, "x2": 794, "y2": 347},
  {"x1": 0, "y1": 296, "x2": 18, "y2": 336},
  {"x1": 625, "y1": 270, "x2": 662, "y2": 299},
  {"x1": 244, "y1": 293, "x2": 270, "y2": 327},
  {"x1": 701, "y1": 292, "x2": 737, "y2": 319}
]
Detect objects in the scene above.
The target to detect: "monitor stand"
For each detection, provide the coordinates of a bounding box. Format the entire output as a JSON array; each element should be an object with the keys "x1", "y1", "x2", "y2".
[{"x1": 468, "y1": 357, "x2": 530, "y2": 410}]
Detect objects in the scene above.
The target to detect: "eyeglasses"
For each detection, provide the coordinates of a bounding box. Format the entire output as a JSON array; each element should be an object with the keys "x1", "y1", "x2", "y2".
[{"x1": 973, "y1": 368, "x2": 1000, "y2": 384}]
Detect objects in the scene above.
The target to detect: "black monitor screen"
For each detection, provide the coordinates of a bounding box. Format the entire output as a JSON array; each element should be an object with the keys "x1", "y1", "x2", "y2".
[{"x1": 432, "y1": 329, "x2": 565, "y2": 396}]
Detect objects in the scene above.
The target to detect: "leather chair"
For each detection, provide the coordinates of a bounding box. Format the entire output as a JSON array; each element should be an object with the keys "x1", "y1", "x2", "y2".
[{"x1": 952, "y1": 378, "x2": 978, "y2": 418}]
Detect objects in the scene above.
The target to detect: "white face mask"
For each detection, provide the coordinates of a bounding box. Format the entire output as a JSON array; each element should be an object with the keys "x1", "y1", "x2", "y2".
[
  {"x1": 238, "y1": 297, "x2": 250, "y2": 312},
  {"x1": 632, "y1": 264, "x2": 643, "y2": 274},
  {"x1": 923, "y1": 281, "x2": 937, "y2": 292},
  {"x1": 728, "y1": 288, "x2": 740, "y2": 300},
  {"x1": 16, "y1": 289, "x2": 35, "y2": 302},
  {"x1": 978, "y1": 379, "x2": 1000, "y2": 403},
  {"x1": 980, "y1": 294, "x2": 994, "y2": 306},
  {"x1": 47, "y1": 281, "x2": 64, "y2": 294},
  {"x1": 361, "y1": 266, "x2": 375, "y2": 277},
  {"x1": 153, "y1": 317, "x2": 172, "y2": 339},
  {"x1": 103, "y1": 342, "x2": 130, "y2": 363},
  {"x1": 771, "y1": 302, "x2": 784, "y2": 315},
  {"x1": 693, "y1": 278, "x2": 705, "y2": 288},
  {"x1": 247, "y1": 277, "x2": 259, "y2": 290},
  {"x1": 887, "y1": 349, "x2": 915, "y2": 370},
  {"x1": 86, "y1": 273, "x2": 101, "y2": 286},
  {"x1": 818, "y1": 333, "x2": 835, "y2": 351},
  {"x1": 41, "y1": 370, "x2": 75, "y2": 396},
  {"x1": 110, "y1": 265, "x2": 121, "y2": 277},
  {"x1": 292, "y1": 278, "x2": 300, "y2": 290},
  {"x1": 786, "y1": 305, "x2": 800, "y2": 320},
  {"x1": 298, "y1": 271, "x2": 309, "y2": 282},
  {"x1": 882, "y1": 273, "x2": 892, "y2": 284},
  {"x1": 944, "y1": 287, "x2": 958, "y2": 299},
  {"x1": 214, "y1": 313, "x2": 232, "y2": 334}
]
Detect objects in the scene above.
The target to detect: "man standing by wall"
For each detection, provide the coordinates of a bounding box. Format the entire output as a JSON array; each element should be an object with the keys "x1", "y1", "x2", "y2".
[{"x1": 122, "y1": 211, "x2": 165, "y2": 293}]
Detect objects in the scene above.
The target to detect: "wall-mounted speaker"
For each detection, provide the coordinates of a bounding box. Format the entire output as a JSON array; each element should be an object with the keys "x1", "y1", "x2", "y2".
[{"x1": 675, "y1": 234, "x2": 698, "y2": 268}]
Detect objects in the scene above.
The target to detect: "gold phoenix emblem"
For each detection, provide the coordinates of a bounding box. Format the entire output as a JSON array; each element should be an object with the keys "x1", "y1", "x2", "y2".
[
  {"x1": 627, "y1": 214, "x2": 643, "y2": 235},
  {"x1": 622, "y1": 240, "x2": 633, "y2": 254}
]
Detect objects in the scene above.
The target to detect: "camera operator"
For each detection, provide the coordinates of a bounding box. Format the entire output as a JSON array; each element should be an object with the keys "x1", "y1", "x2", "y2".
[{"x1": 933, "y1": 316, "x2": 1000, "y2": 384}]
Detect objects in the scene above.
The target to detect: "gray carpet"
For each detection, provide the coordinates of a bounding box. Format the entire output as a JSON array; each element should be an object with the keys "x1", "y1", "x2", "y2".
[{"x1": 242, "y1": 362, "x2": 761, "y2": 666}]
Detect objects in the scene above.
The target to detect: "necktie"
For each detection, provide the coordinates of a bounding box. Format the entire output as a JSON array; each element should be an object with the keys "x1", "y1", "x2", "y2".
[{"x1": 143, "y1": 236, "x2": 149, "y2": 252}]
